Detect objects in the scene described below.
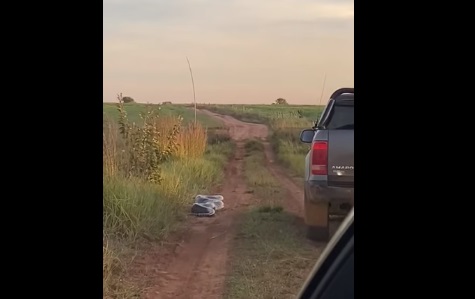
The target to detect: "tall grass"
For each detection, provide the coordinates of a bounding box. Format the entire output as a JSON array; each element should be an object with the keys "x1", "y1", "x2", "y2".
[
  {"x1": 103, "y1": 98, "x2": 233, "y2": 298},
  {"x1": 268, "y1": 115, "x2": 314, "y2": 178},
  {"x1": 270, "y1": 128, "x2": 310, "y2": 178},
  {"x1": 175, "y1": 123, "x2": 207, "y2": 159}
]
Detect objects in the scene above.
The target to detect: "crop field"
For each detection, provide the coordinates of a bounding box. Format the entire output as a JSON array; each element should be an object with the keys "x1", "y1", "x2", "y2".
[{"x1": 103, "y1": 102, "x2": 223, "y2": 129}]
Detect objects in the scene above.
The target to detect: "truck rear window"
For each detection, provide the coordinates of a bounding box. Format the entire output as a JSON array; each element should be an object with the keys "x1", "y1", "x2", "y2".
[{"x1": 326, "y1": 103, "x2": 354, "y2": 130}]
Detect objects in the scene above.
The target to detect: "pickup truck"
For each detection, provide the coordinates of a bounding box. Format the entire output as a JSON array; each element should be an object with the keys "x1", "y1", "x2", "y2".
[{"x1": 299, "y1": 88, "x2": 354, "y2": 242}]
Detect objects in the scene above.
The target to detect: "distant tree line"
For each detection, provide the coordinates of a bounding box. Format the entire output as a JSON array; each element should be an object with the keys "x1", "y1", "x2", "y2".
[{"x1": 116, "y1": 94, "x2": 175, "y2": 105}]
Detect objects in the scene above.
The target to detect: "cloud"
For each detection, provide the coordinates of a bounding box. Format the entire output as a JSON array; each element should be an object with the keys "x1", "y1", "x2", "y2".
[{"x1": 104, "y1": 0, "x2": 353, "y2": 35}]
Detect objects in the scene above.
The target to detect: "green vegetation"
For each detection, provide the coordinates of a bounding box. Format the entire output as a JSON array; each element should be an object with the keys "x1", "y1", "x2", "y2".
[
  {"x1": 243, "y1": 140, "x2": 284, "y2": 206},
  {"x1": 104, "y1": 102, "x2": 222, "y2": 129},
  {"x1": 225, "y1": 140, "x2": 320, "y2": 299},
  {"x1": 103, "y1": 101, "x2": 233, "y2": 298},
  {"x1": 270, "y1": 128, "x2": 310, "y2": 178},
  {"x1": 196, "y1": 103, "x2": 321, "y2": 125}
]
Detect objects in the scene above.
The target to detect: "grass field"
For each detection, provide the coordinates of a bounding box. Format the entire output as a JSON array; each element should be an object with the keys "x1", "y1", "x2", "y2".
[
  {"x1": 103, "y1": 101, "x2": 232, "y2": 298},
  {"x1": 197, "y1": 104, "x2": 324, "y2": 178},
  {"x1": 103, "y1": 102, "x2": 222, "y2": 129},
  {"x1": 224, "y1": 140, "x2": 321, "y2": 299}
]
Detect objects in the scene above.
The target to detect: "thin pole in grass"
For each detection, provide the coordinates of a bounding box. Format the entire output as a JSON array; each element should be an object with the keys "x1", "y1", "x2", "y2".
[
  {"x1": 314, "y1": 73, "x2": 327, "y2": 128},
  {"x1": 186, "y1": 56, "x2": 197, "y2": 127},
  {"x1": 318, "y1": 72, "x2": 327, "y2": 105}
]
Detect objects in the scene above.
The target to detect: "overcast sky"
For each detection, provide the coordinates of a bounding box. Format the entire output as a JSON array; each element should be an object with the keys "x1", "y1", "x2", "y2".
[{"x1": 103, "y1": 0, "x2": 353, "y2": 104}]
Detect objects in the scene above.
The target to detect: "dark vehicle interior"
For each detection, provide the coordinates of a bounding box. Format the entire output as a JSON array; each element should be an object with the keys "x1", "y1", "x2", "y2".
[
  {"x1": 298, "y1": 208, "x2": 354, "y2": 299},
  {"x1": 316, "y1": 89, "x2": 354, "y2": 130}
]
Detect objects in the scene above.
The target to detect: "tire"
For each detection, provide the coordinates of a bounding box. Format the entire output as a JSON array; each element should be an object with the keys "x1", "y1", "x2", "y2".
[{"x1": 307, "y1": 225, "x2": 330, "y2": 242}]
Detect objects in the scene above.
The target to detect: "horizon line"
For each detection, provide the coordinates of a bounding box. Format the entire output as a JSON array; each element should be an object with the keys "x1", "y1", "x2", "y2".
[{"x1": 103, "y1": 101, "x2": 324, "y2": 106}]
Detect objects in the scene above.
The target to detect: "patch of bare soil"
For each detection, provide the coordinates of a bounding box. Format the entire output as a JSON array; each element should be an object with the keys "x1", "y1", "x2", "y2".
[{"x1": 198, "y1": 110, "x2": 269, "y2": 142}]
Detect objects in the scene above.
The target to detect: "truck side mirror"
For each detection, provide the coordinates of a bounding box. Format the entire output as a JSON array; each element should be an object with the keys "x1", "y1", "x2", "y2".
[{"x1": 300, "y1": 129, "x2": 315, "y2": 143}]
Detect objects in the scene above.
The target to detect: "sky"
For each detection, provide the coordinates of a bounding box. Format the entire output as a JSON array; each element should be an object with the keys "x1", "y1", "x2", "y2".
[{"x1": 103, "y1": 0, "x2": 354, "y2": 105}]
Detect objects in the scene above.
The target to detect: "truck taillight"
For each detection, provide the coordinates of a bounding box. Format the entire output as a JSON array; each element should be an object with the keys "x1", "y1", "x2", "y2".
[{"x1": 311, "y1": 141, "x2": 328, "y2": 175}]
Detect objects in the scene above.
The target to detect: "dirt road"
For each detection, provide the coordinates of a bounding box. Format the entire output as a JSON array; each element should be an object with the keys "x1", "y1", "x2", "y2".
[
  {"x1": 131, "y1": 110, "x2": 320, "y2": 299},
  {"x1": 199, "y1": 110, "x2": 305, "y2": 216}
]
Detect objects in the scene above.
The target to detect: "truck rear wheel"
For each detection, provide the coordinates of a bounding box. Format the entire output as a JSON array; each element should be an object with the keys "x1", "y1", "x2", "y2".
[{"x1": 304, "y1": 201, "x2": 330, "y2": 242}]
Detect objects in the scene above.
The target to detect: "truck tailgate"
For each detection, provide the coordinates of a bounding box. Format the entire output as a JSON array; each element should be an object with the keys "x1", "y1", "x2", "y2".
[{"x1": 327, "y1": 130, "x2": 354, "y2": 187}]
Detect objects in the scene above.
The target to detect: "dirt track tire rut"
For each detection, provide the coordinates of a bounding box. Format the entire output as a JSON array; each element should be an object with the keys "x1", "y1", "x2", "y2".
[{"x1": 144, "y1": 143, "x2": 251, "y2": 299}]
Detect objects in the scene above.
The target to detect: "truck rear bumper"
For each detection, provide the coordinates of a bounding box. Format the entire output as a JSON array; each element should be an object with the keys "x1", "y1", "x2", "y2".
[{"x1": 304, "y1": 180, "x2": 354, "y2": 215}]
